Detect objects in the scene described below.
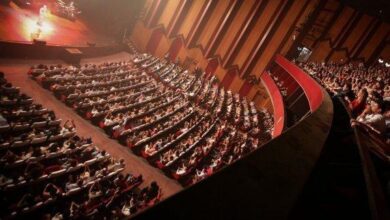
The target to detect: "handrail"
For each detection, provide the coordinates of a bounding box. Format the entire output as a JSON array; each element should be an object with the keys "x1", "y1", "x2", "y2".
[{"x1": 260, "y1": 71, "x2": 285, "y2": 137}]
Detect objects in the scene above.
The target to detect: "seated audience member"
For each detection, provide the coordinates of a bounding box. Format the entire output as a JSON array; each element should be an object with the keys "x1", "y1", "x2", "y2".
[
  {"x1": 42, "y1": 183, "x2": 62, "y2": 200},
  {"x1": 347, "y1": 88, "x2": 368, "y2": 117},
  {"x1": 63, "y1": 119, "x2": 76, "y2": 132},
  {"x1": 351, "y1": 97, "x2": 386, "y2": 134},
  {"x1": 146, "y1": 181, "x2": 160, "y2": 202}
]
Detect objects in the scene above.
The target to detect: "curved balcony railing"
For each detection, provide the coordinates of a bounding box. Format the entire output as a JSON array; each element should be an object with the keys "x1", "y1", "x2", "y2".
[{"x1": 260, "y1": 71, "x2": 285, "y2": 138}]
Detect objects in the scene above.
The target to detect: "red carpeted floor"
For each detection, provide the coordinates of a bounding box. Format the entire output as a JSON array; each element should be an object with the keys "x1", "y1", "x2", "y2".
[{"x1": 0, "y1": 52, "x2": 183, "y2": 199}]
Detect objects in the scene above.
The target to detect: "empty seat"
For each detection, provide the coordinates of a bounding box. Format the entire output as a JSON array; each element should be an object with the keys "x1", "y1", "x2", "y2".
[
  {"x1": 11, "y1": 141, "x2": 29, "y2": 148},
  {"x1": 12, "y1": 124, "x2": 29, "y2": 131},
  {"x1": 0, "y1": 125, "x2": 10, "y2": 133},
  {"x1": 30, "y1": 136, "x2": 47, "y2": 145},
  {"x1": 0, "y1": 100, "x2": 16, "y2": 106},
  {"x1": 65, "y1": 187, "x2": 81, "y2": 196},
  {"x1": 31, "y1": 121, "x2": 47, "y2": 129},
  {"x1": 63, "y1": 132, "x2": 76, "y2": 138},
  {"x1": 49, "y1": 134, "x2": 63, "y2": 142},
  {"x1": 84, "y1": 158, "x2": 97, "y2": 166},
  {"x1": 48, "y1": 119, "x2": 62, "y2": 126},
  {"x1": 49, "y1": 169, "x2": 66, "y2": 178}
]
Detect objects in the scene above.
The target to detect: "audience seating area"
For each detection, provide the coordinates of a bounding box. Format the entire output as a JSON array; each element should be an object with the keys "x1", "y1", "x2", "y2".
[
  {"x1": 30, "y1": 51, "x2": 273, "y2": 186},
  {"x1": 0, "y1": 74, "x2": 161, "y2": 219},
  {"x1": 299, "y1": 61, "x2": 390, "y2": 151}
]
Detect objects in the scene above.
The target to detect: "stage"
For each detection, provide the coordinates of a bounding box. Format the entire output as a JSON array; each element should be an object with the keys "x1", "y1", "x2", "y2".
[
  {"x1": 0, "y1": 2, "x2": 127, "y2": 62},
  {"x1": 0, "y1": 1, "x2": 116, "y2": 47}
]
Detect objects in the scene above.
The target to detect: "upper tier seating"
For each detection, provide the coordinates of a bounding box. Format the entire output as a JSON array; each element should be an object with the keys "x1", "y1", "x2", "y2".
[{"x1": 299, "y1": 61, "x2": 390, "y2": 152}]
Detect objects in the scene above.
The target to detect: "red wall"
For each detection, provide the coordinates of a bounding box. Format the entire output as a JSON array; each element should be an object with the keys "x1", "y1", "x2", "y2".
[
  {"x1": 146, "y1": 28, "x2": 164, "y2": 55},
  {"x1": 205, "y1": 58, "x2": 219, "y2": 77},
  {"x1": 221, "y1": 69, "x2": 236, "y2": 89},
  {"x1": 168, "y1": 37, "x2": 183, "y2": 61},
  {"x1": 274, "y1": 55, "x2": 323, "y2": 112}
]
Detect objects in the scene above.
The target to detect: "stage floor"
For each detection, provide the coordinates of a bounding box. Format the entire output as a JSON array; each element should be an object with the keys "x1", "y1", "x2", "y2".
[{"x1": 0, "y1": 2, "x2": 114, "y2": 47}]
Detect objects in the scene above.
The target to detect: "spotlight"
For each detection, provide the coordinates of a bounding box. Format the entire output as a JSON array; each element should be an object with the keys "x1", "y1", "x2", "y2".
[
  {"x1": 378, "y1": 58, "x2": 384, "y2": 63},
  {"x1": 385, "y1": 63, "x2": 390, "y2": 68}
]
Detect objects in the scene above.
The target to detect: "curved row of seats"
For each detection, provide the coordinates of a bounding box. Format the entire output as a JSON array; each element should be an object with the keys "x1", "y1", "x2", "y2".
[
  {"x1": 31, "y1": 52, "x2": 273, "y2": 186},
  {"x1": 0, "y1": 74, "x2": 161, "y2": 219}
]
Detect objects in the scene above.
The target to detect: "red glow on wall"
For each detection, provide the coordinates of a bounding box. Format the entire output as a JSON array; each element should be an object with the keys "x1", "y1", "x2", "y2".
[
  {"x1": 239, "y1": 80, "x2": 252, "y2": 97},
  {"x1": 168, "y1": 37, "x2": 182, "y2": 61},
  {"x1": 146, "y1": 27, "x2": 164, "y2": 55},
  {"x1": 221, "y1": 68, "x2": 236, "y2": 89},
  {"x1": 205, "y1": 58, "x2": 218, "y2": 77}
]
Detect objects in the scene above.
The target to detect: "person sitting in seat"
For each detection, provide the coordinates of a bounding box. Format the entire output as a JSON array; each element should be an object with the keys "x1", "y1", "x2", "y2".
[
  {"x1": 347, "y1": 88, "x2": 368, "y2": 117},
  {"x1": 146, "y1": 181, "x2": 160, "y2": 203},
  {"x1": 352, "y1": 97, "x2": 386, "y2": 134},
  {"x1": 42, "y1": 183, "x2": 62, "y2": 200},
  {"x1": 176, "y1": 163, "x2": 187, "y2": 175}
]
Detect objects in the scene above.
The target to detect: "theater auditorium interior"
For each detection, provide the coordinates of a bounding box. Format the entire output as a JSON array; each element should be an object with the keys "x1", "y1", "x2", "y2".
[{"x1": 0, "y1": 0, "x2": 389, "y2": 219}]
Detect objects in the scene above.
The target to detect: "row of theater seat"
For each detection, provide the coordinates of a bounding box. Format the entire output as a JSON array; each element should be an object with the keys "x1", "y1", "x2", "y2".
[
  {"x1": 0, "y1": 74, "x2": 161, "y2": 219},
  {"x1": 30, "y1": 51, "x2": 273, "y2": 186}
]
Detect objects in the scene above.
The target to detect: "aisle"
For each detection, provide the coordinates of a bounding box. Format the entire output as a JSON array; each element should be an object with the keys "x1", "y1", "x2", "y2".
[{"x1": 0, "y1": 53, "x2": 183, "y2": 199}]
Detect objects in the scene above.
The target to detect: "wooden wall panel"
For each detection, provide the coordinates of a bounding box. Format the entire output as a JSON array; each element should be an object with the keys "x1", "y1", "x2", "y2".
[
  {"x1": 205, "y1": 0, "x2": 242, "y2": 57},
  {"x1": 379, "y1": 44, "x2": 390, "y2": 60},
  {"x1": 304, "y1": 0, "x2": 342, "y2": 49},
  {"x1": 214, "y1": 65, "x2": 226, "y2": 83},
  {"x1": 196, "y1": 0, "x2": 230, "y2": 48},
  {"x1": 221, "y1": 69, "x2": 237, "y2": 90},
  {"x1": 253, "y1": 90, "x2": 272, "y2": 112},
  {"x1": 279, "y1": 0, "x2": 318, "y2": 55},
  {"x1": 359, "y1": 23, "x2": 390, "y2": 60},
  {"x1": 186, "y1": 0, "x2": 218, "y2": 48},
  {"x1": 233, "y1": 0, "x2": 279, "y2": 71},
  {"x1": 143, "y1": 0, "x2": 157, "y2": 25},
  {"x1": 247, "y1": 84, "x2": 259, "y2": 101},
  {"x1": 205, "y1": 58, "x2": 219, "y2": 77},
  {"x1": 214, "y1": 0, "x2": 256, "y2": 60},
  {"x1": 157, "y1": 0, "x2": 180, "y2": 28},
  {"x1": 167, "y1": 0, "x2": 193, "y2": 38},
  {"x1": 131, "y1": 21, "x2": 152, "y2": 51},
  {"x1": 306, "y1": 3, "x2": 390, "y2": 63},
  {"x1": 154, "y1": 33, "x2": 171, "y2": 58},
  {"x1": 222, "y1": 0, "x2": 268, "y2": 68},
  {"x1": 148, "y1": 0, "x2": 168, "y2": 28},
  {"x1": 168, "y1": 37, "x2": 183, "y2": 60},
  {"x1": 176, "y1": 43, "x2": 188, "y2": 64},
  {"x1": 310, "y1": 40, "x2": 332, "y2": 62},
  {"x1": 328, "y1": 7, "x2": 355, "y2": 43},
  {"x1": 177, "y1": 0, "x2": 205, "y2": 41},
  {"x1": 146, "y1": 27, "x2": 164, "y2": 54},
  {"x1": 229, "y1": 75, "x2": 244, "y2": 94},
  {"x1": 252, "y1": 0, "x2": 304, "y2": 76},
  {"x1": 342, "y1": 15, "x2": 373, "y2": 50},
  {"x1": 329, "y1": 49, "x2": 348, "y2": 62}
]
